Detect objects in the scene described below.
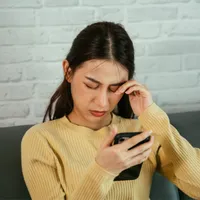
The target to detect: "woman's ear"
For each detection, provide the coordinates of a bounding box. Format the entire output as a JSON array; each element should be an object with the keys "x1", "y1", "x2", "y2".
[{"x1": 62, "y1": 60, "x2": 72, "y2": 83}]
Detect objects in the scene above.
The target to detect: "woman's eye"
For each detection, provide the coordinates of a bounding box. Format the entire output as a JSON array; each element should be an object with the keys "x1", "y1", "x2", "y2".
[
  {"x1": 84, "y1": 84, "x2": 119, "y2": 92},
  {"x1": 85, "y1": 84, "x2": 98, "y2": 89},
  {"x1": 109, "y1": 86, "x2": 120, "y2": 92}
]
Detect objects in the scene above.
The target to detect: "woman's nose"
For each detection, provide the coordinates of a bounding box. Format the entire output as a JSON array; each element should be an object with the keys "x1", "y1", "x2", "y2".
[{"x1": 95, "y1": 91, "x2": 109, "y2": 108}]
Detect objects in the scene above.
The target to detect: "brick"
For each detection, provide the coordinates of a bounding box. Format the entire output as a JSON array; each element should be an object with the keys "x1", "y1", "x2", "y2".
[
  {"x1": 134, "y1": 75, "x2": 145, "y2": 83},
  {"x1": 49, "y1": 26, "x2": 84, "y2": 44},
  {"x1": 145, "y1": 72, "x2": 198, "y2": 90},
  {"x1": 138, "y1": 0, "x2": 190, "y2": 4},
  {"x1": 24, "y1": 63, "x2": 63, "y2": 81},
  {"x1": 31, "y1": 45, "x2": 70, "y2": 61},
  {"x1": 0, "y1": 103, "x2": 30, "y2": 119},
  {"x1": 34, "y1": 100, "x2": 49, "y2": 117},
  {"x1": 0, "y1": 10, "x2": 35, "y2": 27},
  {"x1": 127, "y1": 23, "x2": 160, "y2": 39},
  {"x1": 97, "y1": 8, "x2": 124, "y2": 22},
  {"x1": 35, "y1": 82, "x2": 60, "y2": 99},
  {"x1": 0, "y1": 0, "x2": 42, "y2": 8},
  {"x1": 127, "y1": 7, "x2": 177, "y2": 22},
  {"x1": 37, "y1": 9, "x2": 95, "y2": 26},
  {"x1": 135, "y1": 56, "x2": 181, "y2": 73},
  {"x1": 134, "y1": 42, "x2": 145, "y2": 56},
  {"x1": 0, "y1": 64, "x2": 23, "y2": 82},
  {"x1": 0, "y1": 84, "x2": 33, "y2": 100},
  {"x1": 157, "y1": 87, "x2": 200, "y2": 105},
  {"x1": 44, "y1": 0, "x2": 78, "y2": 6},
  {"x1": 183, "y1": 55, "x2": 200, "y2": 70},
  {"x1": 82, "y1": 0, "x2": 136, "y2": 6},
  {"x1": 14, "y1": 117, "x2": 43, "y2": 126},
  {"x1": 0, "y1": 121, "x2": 15, "y2": 127},
  {"x1": 0, "y1": 28, "x2": 49, "y2": 45},
  {"x1": 0, "y1": 47, "x2": 32, "y2": 64},
  {"x1": 148, "y1": 40, "x2": 200, "y2": 55},
  {"x1": 161, "y1": 21, "x2": 200, "y2": 37},
  {"x1": 179, "y1": 6, "x2": 200, "y2": 19},
  {"x1": 160, "y1": 22, "x2": 177, "y2": 36}
]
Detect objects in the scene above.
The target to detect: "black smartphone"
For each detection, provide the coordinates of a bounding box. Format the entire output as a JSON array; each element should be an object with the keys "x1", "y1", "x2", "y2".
[{"x1": 112, "y1": 132, "x2": 151, "y2": 181}]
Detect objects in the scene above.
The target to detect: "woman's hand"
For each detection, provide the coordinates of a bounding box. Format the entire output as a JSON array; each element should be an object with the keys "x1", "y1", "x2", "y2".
[
  {"x1": 115, "y1": 80, "x2": 153, "y2": 116},
  {"x1": 95, "y1": 126, "x2": 154, "y2": 176}
]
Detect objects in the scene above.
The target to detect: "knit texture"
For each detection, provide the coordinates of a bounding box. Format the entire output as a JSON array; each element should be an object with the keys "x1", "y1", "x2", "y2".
[{"x1": 21, "y1": 103, "x2": 200, "y2": 200}]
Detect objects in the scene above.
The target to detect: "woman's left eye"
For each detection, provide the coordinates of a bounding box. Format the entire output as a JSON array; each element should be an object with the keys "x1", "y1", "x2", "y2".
[{"x1": 109, "y1": 86, "x2": 119, "y2": 93}]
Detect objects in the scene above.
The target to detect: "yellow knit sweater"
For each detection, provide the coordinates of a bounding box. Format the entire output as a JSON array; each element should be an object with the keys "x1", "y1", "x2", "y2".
[{"x1": 21, "y1": 103, "x2": 200, "y2": 200}]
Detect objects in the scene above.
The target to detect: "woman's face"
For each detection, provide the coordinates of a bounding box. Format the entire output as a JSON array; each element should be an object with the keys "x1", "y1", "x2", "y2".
[{"x1": 64, "y1": 59, "x2": 129, "y2": 125}]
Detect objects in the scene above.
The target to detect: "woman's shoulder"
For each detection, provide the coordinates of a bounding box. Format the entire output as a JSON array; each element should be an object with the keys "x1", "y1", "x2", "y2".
[{"x1": 22, "y1": 118, "x2": 61, "y2": 142}]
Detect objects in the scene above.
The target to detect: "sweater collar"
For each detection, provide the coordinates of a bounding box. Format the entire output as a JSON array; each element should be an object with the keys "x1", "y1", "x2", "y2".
[{"x1": 59, "y1": 112, "x2": 121, "y2": 133}]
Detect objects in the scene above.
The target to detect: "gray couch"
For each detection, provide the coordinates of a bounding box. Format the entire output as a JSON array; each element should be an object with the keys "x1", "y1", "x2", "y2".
[{"x1": 0, "y1": 110, "x2": 199, "y2": 200}]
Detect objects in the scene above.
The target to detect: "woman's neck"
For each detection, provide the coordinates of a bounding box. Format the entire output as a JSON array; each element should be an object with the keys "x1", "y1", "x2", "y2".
[{"x1": 67, "y1": 110, "x2": 113, "y2": 131}]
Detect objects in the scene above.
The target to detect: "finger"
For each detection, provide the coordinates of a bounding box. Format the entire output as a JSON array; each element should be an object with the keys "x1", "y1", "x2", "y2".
[
  {"x1": 120, "y1": 130, "x2": 152, "y2": 151},
  {"x1": 125, "y1": 85, "x2": 148, "y2": 95},
  {"x1": 127, "y1": 135, "x2": 154, "y2": 158},
  {"x1": 125, "y1": 148, "x2": 152, "y2": 169},
  {"x1": 115, "y1": 80, "x2": 142, "y2": 94}
]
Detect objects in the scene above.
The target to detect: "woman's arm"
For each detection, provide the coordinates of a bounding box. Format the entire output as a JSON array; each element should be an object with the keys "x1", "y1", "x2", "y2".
[
  {"x1": 21, "y1": 127, "x2": 115, "y2": 200},
  {"x1": 138, "y1": 103, "x2": 200, "y2": 199}
]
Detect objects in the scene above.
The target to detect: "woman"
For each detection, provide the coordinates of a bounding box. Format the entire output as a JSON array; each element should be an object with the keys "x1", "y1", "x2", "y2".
[{"x1": 21, "y1": 21, "x2": 200, "y2": 200}]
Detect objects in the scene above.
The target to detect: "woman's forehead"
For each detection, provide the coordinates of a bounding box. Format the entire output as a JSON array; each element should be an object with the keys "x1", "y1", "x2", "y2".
[{"x1": 79, "y1": 59, "x2": 128, "y2": 82}]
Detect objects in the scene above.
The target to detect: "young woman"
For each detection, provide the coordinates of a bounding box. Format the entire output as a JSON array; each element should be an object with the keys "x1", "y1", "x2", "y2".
[{"x1": 21, "y1": 21, "x2": 200, "y2": 200}]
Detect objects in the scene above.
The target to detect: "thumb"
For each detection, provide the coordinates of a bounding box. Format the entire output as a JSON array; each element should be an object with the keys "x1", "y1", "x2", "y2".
[{"x1": 100, "y1": 125, "x2": 117, "y2": 150}]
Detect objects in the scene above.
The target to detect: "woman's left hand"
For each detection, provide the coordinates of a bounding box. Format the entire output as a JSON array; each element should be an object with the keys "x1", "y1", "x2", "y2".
[{"x1": 115, "y1": 80, "x2": 154, "y2": 116}]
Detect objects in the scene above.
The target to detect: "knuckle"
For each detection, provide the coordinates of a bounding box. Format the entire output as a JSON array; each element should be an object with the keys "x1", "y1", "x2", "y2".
[
  {"x1": 137, "y1": 159, "x2": 143, "y2": 165},
  {"x1": 111, "y1": 148, "x2": 121, "y2": 157},
  {"x1": 144, "y1": 149, "x2": 151, "y2": 158},
  {"x1": 122, "y1": 160, "x2": 129, "y2": 168},
  {"x1": 125, "y1": 161, "x2": 130, "y2": 168},
  {"x1": 142, "y1": 150, "x2": 149, "y2": 157},
  {"x1": 113, "y1": 147, "x2": 121, "y2": 154},
  {"x1": 137, "y1": 145, "x2": 145, "y2": 153},
  {"x1": 141, "y1": 132, "x2": 147, "y2": 140}
]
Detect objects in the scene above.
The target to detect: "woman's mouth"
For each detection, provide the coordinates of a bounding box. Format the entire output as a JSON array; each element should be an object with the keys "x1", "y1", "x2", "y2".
[{"x1": 90, "y1": 110, "x2": 106, "y2": 117}]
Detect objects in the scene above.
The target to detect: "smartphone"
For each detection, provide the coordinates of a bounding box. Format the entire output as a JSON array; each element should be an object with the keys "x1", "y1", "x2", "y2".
[{"x1": 112, "y1": 132, "x2": 151, "y2": 181}]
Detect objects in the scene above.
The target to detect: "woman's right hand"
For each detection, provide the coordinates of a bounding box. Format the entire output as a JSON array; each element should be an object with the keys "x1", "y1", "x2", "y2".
[{"x1": 95, "y1": 126, "x2": 154, "y2": 176}]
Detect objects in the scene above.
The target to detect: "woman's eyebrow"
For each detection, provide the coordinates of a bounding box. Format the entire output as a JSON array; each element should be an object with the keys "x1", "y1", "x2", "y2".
[{"x1": 85, "y1": 76, "x2": 126, "y2": 86}]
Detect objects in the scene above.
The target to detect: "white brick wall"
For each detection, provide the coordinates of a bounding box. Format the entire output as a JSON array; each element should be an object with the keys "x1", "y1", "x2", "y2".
[{"x1": 0, "y1": 0, "x2": 200, "y2": 127}]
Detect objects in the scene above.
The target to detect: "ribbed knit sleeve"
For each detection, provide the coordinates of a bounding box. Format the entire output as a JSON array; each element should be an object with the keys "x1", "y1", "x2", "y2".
[
  {"x1": 21, "y1": 129, "x2": 66, "y2": 200},
  {"x1": 138, "y1": 103, "x2": 200, "y2": 199},
  {"x1": 21, "y1": 128, "x2": 116, "y2": 200}
]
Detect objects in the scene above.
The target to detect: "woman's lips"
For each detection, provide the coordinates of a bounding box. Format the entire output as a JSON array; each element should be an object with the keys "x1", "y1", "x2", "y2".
[{"x1": 90, "y1": 110, "x2": 106, "y2": 117}]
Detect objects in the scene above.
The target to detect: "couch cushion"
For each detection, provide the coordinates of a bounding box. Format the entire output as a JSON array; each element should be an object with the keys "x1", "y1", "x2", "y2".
[
  {"x1": 150, "y1": 172, "x2": 180, "y2": 200},
  {"x1": 0, "y1": 125, "x2": 32, "y2": 199},
  {"x1": 169, "y1": 110, "x2": 200, "y2": 148}
]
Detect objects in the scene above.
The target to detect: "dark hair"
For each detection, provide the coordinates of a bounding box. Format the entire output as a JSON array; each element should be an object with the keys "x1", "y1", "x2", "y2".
[{"x1": 43, "y1": 21, "x2": 135, "y2": 122}]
